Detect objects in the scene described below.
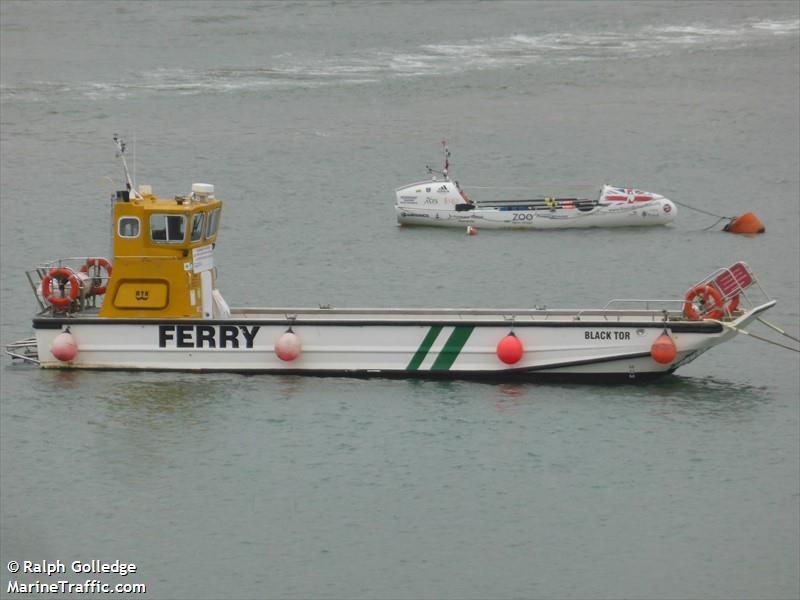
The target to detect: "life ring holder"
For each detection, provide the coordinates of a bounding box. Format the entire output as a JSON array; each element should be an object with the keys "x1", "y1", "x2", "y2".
[
  {"x1": 79, "y1": 257, "x2": 112, "y2": 295},
  {"x1": 41, "y1": 267, "x2": 81, "y2": 309},
  {"x1": 684, "y1": 285, "x2": 724, "y2": 320}
]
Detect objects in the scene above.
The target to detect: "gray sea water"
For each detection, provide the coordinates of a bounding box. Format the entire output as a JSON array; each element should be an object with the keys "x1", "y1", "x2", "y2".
[{"x1": 1, "y1": 2, "x2": 799, "y2": 599}]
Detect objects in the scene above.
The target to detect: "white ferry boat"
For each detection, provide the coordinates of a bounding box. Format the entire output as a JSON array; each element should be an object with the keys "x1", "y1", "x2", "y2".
[{"x1": 5, "y1": 138, "x2": 775, "y2": 382}]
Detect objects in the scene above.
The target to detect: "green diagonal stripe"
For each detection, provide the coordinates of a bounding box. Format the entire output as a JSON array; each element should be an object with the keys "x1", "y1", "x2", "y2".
[
  {"x1": 431, "y1": 326, "x2": 475, "y2": 371},
  {"x1": 407, "y1": 325, "x2": 443, "y2": 371}
]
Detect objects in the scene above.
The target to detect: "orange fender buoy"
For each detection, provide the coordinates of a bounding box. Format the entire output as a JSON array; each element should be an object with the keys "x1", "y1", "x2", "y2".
[
  {"x1": 275, "y1": 330, "x2": 301, "y2": 362},
  {"x1": 724, "y1": 212, "x2": 765, "y2": 234},
  {"x1": 496, "y1": 332, "x2": 524, "y2": 365},
  {"x1": 51, "y1": 330, "x2": 78, "y2": 362},
  {"x1": 466, "y1": 226, "x2": 478, "y2": 236},
  {"x1": 684, "y1": 285, "x2": 724, "y2": 320},
  {"x1": 650, "y1": 333, "x2": 677, "y2": 364}
]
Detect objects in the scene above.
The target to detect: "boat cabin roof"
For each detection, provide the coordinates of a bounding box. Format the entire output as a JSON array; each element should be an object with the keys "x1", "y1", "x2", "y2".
[{"x1": 112, "y1": 187, "x2": 223, "y2": 255}]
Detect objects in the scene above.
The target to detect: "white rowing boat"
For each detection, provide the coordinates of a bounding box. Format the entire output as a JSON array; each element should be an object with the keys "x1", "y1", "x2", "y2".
[{"x1": 395, "y1": 144, "x2": 676, "y2": 229}]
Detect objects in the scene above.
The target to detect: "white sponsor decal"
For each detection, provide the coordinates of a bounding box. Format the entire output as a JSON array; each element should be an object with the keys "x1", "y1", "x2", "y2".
[{"x1": 192, "y1": 245, "x2": 214, "y2": 273}]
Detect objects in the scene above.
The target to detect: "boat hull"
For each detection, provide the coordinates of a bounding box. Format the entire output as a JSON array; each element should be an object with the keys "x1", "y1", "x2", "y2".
[
  {"x1": 394, "y1": 181, "x2": 676, "y2": 229},
  {"x1": 396, "y1": 198, "x2": 675, "y2": 229},
  {"x1": 29, "y1": 306, "x2": 757, "y2": 381}
]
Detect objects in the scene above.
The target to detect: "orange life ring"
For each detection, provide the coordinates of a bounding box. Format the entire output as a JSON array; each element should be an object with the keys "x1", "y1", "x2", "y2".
[
  {"x1": 724, "y1": 294, "x2": 740, "y2": 316},
  {"x1": 684, "y1": 285, "x2": 724, "y2": 320},
  {"x1": 41, "y1": 267, "x2": 81, "y2": 308},
  {"x1": 79, "y1": 257, "x2": 112, "y2": 295}
]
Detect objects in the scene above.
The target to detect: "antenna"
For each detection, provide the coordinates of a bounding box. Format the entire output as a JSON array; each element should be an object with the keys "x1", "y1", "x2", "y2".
[
  {"x1": 427, "y1": 141, "x2": 452, "y2": 180},
  {"x1": 113, "y1": 134, "x2": 141, "y2": 199}
]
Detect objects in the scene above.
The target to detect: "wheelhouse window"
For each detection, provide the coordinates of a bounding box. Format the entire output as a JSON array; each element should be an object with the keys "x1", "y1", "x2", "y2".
[
  {"x1": 205, "y1": 208, "x2": 221, "y2": 239},
  {"x1": 118, "y1": 217, "x2": 140, "y2": 238},
  {"x1": 190, "y1": 213, "x2": 205, "y2": 242},
  {"x1": 150, "y1": 214, "x2": 186, "y2": 243}
]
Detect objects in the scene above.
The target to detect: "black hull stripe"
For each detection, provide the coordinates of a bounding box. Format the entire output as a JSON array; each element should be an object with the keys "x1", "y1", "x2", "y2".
[
  {"x1": 32, "y1": 318, "x2": 722, "y2": 334},
  {"x1": 39, "y1": 365, "x2": 674, "y2": 384},
  {"x1": 37, "y1": 351, "x2": 670, "y2": 381},
  {"x1": 500, "y1": 351, "x2": 655, "y2": 372}
]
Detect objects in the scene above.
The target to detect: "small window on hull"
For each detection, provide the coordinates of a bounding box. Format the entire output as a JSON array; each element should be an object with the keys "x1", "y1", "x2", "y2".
[{"x1": 118, "y1": 217, "x2": 140, "y2": 238}]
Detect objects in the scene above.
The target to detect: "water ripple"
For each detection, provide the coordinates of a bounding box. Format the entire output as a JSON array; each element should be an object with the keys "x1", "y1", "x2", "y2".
[{"x1": 2, "y1": 18, "x2": 796, "y2": 103}]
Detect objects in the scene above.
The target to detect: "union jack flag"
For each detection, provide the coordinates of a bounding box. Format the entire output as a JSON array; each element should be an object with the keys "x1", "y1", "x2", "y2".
[{"x1": 604, "y1": 186, "x2": 653, "y2": 203}]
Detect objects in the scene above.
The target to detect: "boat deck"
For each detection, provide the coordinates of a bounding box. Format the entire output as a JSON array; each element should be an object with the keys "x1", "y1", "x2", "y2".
[
  {"x1": 30, "y1": 305, "x2": 732, "y2": 332},
  {"x1": 230, "y1": 305, "x2": 690, "y2": 323}
]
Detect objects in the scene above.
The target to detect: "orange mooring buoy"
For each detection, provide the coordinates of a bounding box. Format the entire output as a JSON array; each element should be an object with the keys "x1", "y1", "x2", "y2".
[{"x1": 724, "y1": 212, "x2": 765, "y2": 234}]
